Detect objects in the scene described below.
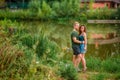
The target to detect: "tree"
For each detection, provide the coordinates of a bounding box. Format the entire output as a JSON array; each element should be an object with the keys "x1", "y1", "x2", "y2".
[
  {"x1": 52, "y1": 0, "x2": 80, "y2": 17},
  {"x1": 40, "y1": 1, "x2": 52, "y2": 19},
  {"x1": 28, "y1": 0, "x2": 41, "y2": 17}
]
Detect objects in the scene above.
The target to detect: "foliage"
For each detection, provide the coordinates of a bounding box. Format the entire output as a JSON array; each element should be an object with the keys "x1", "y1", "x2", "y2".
[
  {"x1": 87, "y1": 7, "x2": 116, "y2": 19},
  {"x1": 28, "y1": 0, "x2": 41, "y2": 13},
  {"x1": 36, "y1": 30, "x2": 59, "y2": 61},
  {"x1": 0, "y1": 42, "x2": 33, "y2": 79},
  {"x1": 102, "y1": 58, "x2": 120, "y2": 73},
  {"x1": 52, "y1": 0, "x2": 80, "y2": 18},
  {"x1": 40, "y1": 1, "x2": 52, "y2": 19},
  {"x1": 116, "y1": 7, "x2": 120, "y2": 19},
  {"x1": 0, "y1": 9, "x2": 29, "y2": 20},
  {"x1": 0, "y1": 0, "x2": 120, "y2": 21},
  {"x1": 0, "y1": 19, "x2": 120, "y2": 80},
  {"x1": 28, "y1": 0, "x2": 52, "y2": 20},
  {"x1": 58, "y1": 62, "x2": 78, "y2": 80},
  {"x1": 115, "y1": 73, "x2": 120, "y2": 80},
  {"x1": 0, "y1": 19, "x2": 60, "y2": 79},
  {"x1": 20, "y1": 34, "x2": 38, "y2": 48},
  {"x1": 86, "y1": 57, "x2": 102, "y2": 71},
  {"x1": 89, "y1": 73, "x2": 107, "y2": 80}
]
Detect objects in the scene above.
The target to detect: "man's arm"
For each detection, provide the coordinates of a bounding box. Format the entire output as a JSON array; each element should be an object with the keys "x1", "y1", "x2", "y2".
[{"x1": 73, "y1": 37, "x2": 83, "y2": 44}]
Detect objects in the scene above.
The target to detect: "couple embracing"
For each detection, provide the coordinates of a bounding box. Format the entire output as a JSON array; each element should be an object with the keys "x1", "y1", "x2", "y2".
[{"x1": 71, "y1": 22, "x2": 87, "y2": 72}]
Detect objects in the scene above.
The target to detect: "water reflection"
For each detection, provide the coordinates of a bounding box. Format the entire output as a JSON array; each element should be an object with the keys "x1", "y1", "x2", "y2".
[
  {"x1": 88, "y1": 31, "x2": 120, "y2": 58},
  {"x1": 87, "y1": 43, "x2": 120, "y2": 59}
]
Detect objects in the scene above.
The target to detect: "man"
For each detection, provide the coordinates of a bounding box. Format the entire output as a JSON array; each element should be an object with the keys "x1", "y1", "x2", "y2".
[{"x1": 71, "y1": 22, "x2": 83, "y2": 71}]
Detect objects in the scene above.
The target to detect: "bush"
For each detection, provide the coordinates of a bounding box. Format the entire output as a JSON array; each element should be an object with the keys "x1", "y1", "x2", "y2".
[
  {"x1": 116, "y1": 7, "x2": 120, "y2": 19},
  {"x1": 0, "y1": 42, "x2": 33, "y2": 79},
  {"x1": 28, "y1": 0, "x2": 41, "y2": 16},
  {"x1": 58, "y1": 62, "x2": 78, "y2": 80},
  {"x1": 52, "y1": 0, "x2": 80, "y2": 18},
  {"x1": 40, "y1": 1, "x2": 52, "y2": 19},
  {"x1": 36, "y1": 33, "x2": 49, "y2": 58},
  {"x1": 87, "y1": 7, "x2": 117, "y2": 20},
  {"x1": 36, "y1": 32, "x2": 59, "y2": 61},
  {"x1": 28, "y1": 0, "x2": 52, "y2": 20},
  {"x1": 20, "y1": 34, "x2": 38, "y2": 48}
]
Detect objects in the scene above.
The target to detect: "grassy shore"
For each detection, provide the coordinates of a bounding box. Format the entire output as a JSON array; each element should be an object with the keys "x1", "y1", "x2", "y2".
[{"x1": 0, "y1": 20, "x2": 120, "y2": 80}]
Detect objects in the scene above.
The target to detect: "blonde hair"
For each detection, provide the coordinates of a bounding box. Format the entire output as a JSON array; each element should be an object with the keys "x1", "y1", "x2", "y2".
[{"x1": 74, "y1": 21, "x2": 79, "y2": 26}]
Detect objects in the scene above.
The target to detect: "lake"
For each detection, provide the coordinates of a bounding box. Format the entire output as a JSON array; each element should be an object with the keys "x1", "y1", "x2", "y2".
[{"x1": 22, "y1": 21, "x2": 120, "y2": 59}]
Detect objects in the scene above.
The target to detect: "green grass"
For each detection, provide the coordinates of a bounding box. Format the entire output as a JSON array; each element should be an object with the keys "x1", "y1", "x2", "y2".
[{"x1": 0, "y1": 19, "x2": 120, "y2": 80}]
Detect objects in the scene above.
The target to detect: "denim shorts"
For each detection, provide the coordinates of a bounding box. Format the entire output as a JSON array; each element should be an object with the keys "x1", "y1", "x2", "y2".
[
  {"x1": 72, "y1": 45, "x2": 81, "y2": 55},
  {"x1": 79, "y1": 44, "x2": 86, "y2": 54}
]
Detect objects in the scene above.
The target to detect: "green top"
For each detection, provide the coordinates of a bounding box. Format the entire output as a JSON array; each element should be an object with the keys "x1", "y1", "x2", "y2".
[{"x1": 71, "y1": 30, "x2": 79, "y2": 47}]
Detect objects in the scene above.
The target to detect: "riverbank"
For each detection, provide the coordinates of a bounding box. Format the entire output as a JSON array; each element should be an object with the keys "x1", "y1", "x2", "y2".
[
  {"x1": 0, "y1": 19, "x2": 120, "y2": 80},
  {"x1": 88, "y1": 20, "x2": 120, "y2": 24}
]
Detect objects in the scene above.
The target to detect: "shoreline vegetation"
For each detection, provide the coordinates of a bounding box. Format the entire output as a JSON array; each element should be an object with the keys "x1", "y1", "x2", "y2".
[
  {"x1": 0, "y1": 19, "x2": 120, "y2": 80},
  {"x1": 0, "y1": 0, "x2": 120, "y2": 22}
]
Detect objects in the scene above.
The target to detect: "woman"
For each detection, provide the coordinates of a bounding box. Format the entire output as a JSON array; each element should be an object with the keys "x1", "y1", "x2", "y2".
[{"x1": 79, "y1": 25, "x2": 87, "y2": 72}]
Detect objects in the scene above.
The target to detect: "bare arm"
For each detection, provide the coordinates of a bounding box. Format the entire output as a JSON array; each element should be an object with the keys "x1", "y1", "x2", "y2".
[
  {"x1": 83, "y1": 33, "x2": 87, "y2": 49},
  {"x1": 73, "y1": 37, "x2": 83, "y2": 44}
]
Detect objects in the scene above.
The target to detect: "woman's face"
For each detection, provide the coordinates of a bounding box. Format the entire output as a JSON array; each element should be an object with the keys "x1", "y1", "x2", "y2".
[{"x1": 80, "y1": 26, "x2": 85, "y2": 32}]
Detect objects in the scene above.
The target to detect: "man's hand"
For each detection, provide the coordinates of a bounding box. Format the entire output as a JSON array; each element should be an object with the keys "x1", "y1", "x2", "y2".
[
  {"x1": 82, "y1": 41, "x2": 85, "y2": 44},
  {"x1": 84, "y1": 46, "x2": 87, "y2": 50}
]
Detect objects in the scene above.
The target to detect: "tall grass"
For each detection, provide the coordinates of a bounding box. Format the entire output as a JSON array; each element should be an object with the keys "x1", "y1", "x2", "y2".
[
  {"x1": 102, "y1": 58, "x2": 120, "y2": 73},
  {"x1": 86, "y1": 57, "x2": 102, "y2": 71},
  {"x1": 84, "y1": 56, "x2": 120, "y2": 73},
  {"x1": 0, "y1": 42, "x2": 32, "y2": 79}
]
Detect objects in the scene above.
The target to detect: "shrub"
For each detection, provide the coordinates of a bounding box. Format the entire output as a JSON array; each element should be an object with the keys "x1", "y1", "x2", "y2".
[
  {"x1": 52, "y1": 0, "x2": 80, "y2": 18},
  {"x1": 58, "y1": 62, "x2": 78, "y2": 80},
  {"x1": 0, "y1": 42, "x2": 32, "y2": 79},
  {"x1": 28, "y1": 0, "x2": 41, "y2": 16},
  {"x1": 28, "y1": 0, "x2": 52, "y2": 20},
  {"x1": 35, "y1": 33, "x2": 49, "y2": 58},
  {"x1": 116, "y1": 7, "x2": 120, "y2": 19},
  {"x1": 87, "y1": 7, "x2": 117, "y2": 20},
  {"x1": 40, "y1": 1, "x2": 52, "y2": 19},
  {"x1": 36, "y1": 32, "x2": 59, "y2": 61},
  {"x1": 20, "y1": 34, "x2": 38, "y2": 48}
]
